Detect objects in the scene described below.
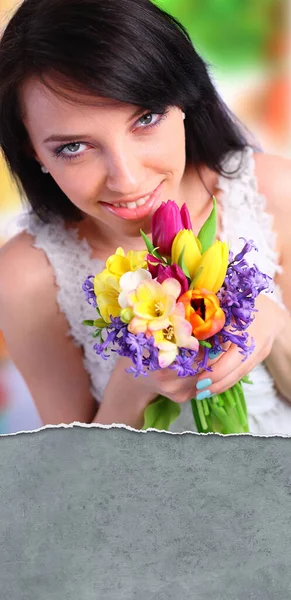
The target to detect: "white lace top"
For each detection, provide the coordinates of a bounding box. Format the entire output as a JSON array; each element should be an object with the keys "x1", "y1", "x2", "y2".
[{"x1": 16, "y1": 147, "x2": 291, "y2": 435}]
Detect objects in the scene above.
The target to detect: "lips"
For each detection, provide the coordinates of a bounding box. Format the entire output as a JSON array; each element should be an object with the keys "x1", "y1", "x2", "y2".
[
  {"x1": 100, "y1": 182, "x2": 163, "y2": 221},
  {"x1": 108, "y1": 194, "x2": 151, "y2": 209}
]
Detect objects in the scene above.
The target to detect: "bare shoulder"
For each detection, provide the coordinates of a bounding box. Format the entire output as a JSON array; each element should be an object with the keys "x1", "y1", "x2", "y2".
[
  {"x1": 253, "y1": 151, "x2": 291, "y2": 213},
  {"x1": 0, "y1": 230, "x2": 96, "y2": 424},
  {"x1": 0, "y1": 228, "x2": 51, "y2": 285}
]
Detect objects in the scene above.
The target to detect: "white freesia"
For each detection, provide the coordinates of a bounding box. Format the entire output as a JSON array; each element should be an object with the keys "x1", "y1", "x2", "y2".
[{"x1": 118, "y1": 268, "x2": 152, "y2": 308}]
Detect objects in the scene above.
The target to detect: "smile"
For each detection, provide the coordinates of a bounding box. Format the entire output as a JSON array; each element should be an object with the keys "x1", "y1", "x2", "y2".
[
  {"x1": 100, "y1": 182, "x2": 164, "y2": 221},
  {"x1": 109, "y1": 194, "x2": 151, "y2": 209}
]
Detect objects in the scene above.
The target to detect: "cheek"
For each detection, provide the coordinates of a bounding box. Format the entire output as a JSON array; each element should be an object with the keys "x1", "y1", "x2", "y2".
[
  {"x1": 146, "y1": 131, "x2": 186, "y2": 175},
  {"x1": 50, "y1": 166, "x2": 102, "y2": 206},
  {"x1": 163, "y1": 127, "x2": 186, "y2": 172}
]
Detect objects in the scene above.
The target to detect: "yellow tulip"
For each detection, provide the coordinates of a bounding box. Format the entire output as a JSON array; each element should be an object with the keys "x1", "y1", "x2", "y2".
[
  {"x1": 192, "y1": 241, "x2": 229, "y2": 293},
  {"x1": 171, "y1": 230, "x2": 201, "y2": 279}
]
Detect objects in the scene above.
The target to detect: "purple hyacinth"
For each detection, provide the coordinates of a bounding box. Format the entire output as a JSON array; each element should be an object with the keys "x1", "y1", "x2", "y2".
[
  {"x1": 90, "y1": 315, "x2": 200, "y2": 377},
  {"x1": 82, "y1": 275, "x2": 97, "y2": 308},
  {"x1": 216, "y1": 238, "x2": 272, "y2": 358},
  {"x1": 168, "y1": 348, "x2": 201, "y2": 377}
]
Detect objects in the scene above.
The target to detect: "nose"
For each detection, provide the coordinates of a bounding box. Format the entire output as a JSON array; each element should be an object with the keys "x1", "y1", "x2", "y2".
[{"x1": 105, "y1": 144, "x2": 143, "y2": 195}]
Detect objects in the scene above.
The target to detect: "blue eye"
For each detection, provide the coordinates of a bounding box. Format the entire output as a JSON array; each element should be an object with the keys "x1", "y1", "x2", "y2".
[
  {"x1": 137, "y1": 113, "x2": 159, "y2": 127},
  {"x1": 135, "y1": 111, "x2": 167, "y2": 130},
  {"x1": 53, "y1": 109, "x2": 169, "y2": 161},
  {"x1": 62, "y1": 142, "x2": 83, "y2": 154},
  {"x1": 54, "y1": 142, "x2": 87, "y2": 160}
]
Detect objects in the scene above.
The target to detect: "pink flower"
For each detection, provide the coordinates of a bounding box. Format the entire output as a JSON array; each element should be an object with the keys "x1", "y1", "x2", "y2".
[
  {"x1": 156, "y1": 263, "x2": 189, "y2": 295},
  {"x1": 151, "y1": 200, "x2": 193, "y2": 256},
  {"x1": 146, "y1": 254, "x2": 164, "y2": 278}
]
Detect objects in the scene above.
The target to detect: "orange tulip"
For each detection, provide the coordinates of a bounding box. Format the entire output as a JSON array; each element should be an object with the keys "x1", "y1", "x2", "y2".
[{"x1": 178, "y1": 288, "x2": 225, "y2": 340}]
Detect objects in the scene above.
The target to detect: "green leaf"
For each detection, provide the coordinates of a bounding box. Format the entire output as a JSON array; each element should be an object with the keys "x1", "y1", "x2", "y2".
[
  {"x1": 140, "y1": 228, "x2": 154, "y2": 252},
  {"x1": 189, "y1": 266, "x2": 203, "y2": 289},
  {"x1": 92, "y1": 330, "x2": 102, "y2": 338},
  {"x1": 177, "y1": 245, "x2": 191, "y2": 279},
  {"x1": 83, "y1": 320, "x2": 95, "y2": 326},
  {"x1": 140, "y1": 229, "x2": 163, "y2": 260},
  {"x1": 197, "y1": 195, "x2": 217, "y2": 253},
  {"x1": 142, "y1": 395, "x2": 181, "y2": 430}
]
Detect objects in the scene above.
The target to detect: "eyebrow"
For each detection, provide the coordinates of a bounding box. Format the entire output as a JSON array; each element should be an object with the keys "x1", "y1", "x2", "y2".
[
  {"x1": 43, "y1": 133, "x2": 95, "y2": 144},
  {"x1": 42, "y1": 107, "x2": 145, "y2": 144}
]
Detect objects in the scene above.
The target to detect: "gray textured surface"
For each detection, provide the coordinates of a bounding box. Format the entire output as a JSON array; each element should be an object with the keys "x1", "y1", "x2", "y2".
[{"x1": 1, "y1": 427, "x2": 291, "y2": 599}]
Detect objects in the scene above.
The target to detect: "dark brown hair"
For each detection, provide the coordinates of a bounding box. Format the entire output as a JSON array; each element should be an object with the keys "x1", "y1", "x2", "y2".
[{"x1": 0, "y1": 0, "x2": 248, "y2": 222}]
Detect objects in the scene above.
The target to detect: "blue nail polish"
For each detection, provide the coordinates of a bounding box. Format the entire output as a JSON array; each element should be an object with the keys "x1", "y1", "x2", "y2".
[
  {"x1": 209, "y1": 348, "x2": 222, "y2": 360},
  {"x1": 196, "y1": 378, "x2": 212, "y2": 391},
  {"x1": 196, "y1": 389, "x2": 212, "y2": 401}
]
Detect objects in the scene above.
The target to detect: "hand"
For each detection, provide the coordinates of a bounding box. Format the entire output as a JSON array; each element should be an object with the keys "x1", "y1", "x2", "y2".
[
  {"x1": 196, "y1": 294, "x2": 287, "y2": 397},
  {"x1": 97, "y1": 353, "x2": 203, "y2": 428},
  {"x1": 104, "y1": 354, "x2": 205, "y2": 410},
  {"x1": 135, "y1": 353, "x2": 207, "y2": 405}
]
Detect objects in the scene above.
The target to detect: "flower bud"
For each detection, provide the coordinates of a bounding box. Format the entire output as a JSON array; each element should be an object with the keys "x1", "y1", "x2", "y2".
[
  {"x1": 171, "y1": 230, "x2": 201, "y2": 279},
  {"x1": 151, "y1": 200, "x2": 193, "y2": 256},
  {"x1": 193, "y1": 241, "x2": 229, "y2": 293}
]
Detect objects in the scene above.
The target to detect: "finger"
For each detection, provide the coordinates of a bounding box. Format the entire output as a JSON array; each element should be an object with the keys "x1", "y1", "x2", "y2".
[
  {"x1": 209, "y1": 339, "x2": 273, "y2": 395},
  {"x1": 207, "y1": 341, "x2": 231, "y2": 366},
  {"x1": 195, "y1": 344, "x2": 250, "y2": 397},
  {"x1": 207, "y1": 356, "x2": 257, "y2": 395},
  {"x1": 196, "y1": 343, "x2": 270, "y2": 397}
]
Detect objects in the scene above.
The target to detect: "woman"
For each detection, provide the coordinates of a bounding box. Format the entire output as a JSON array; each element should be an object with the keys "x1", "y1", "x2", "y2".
[{"x1": 0, "y1": 0, "x2": 290, "y2": 433}]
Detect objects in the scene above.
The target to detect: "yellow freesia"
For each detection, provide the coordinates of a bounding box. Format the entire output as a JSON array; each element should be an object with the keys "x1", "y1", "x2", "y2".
[
  {"x1": 93, "y1": 274, "x2": 121, "y2": 323},
  {"x1": 152, "y1": 302, "x2": 199, "y2": 368},
  {"x1": 192, "y1": 240, "x2": 229, "y2": 293},
  {"x1": 105, "y1": 247, "x2": 147, "y2": 278},
  {"x1": 127, "y1": 278, "x2": 181, "y2": 334},
  {"x1": 93, "y1": 247, "x2": 147, "y2": 322},
  {"x1": 171, "y1": 230, "x2": 201, "y2": 279}
]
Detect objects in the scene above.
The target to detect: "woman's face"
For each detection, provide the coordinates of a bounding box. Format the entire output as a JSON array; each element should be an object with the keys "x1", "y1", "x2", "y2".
[{"x1": 20, "y1": 77, "x2": 187, "y2": 239}]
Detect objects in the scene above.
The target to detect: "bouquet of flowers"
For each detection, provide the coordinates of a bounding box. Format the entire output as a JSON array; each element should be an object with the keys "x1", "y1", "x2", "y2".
[{"x1": 82, "y1": 197, "x2": 272, "y2": 433}]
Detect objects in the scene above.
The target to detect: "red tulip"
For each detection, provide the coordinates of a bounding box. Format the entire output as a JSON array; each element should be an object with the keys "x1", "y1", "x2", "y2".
[{"x1": 151, "y1": 200, "x2": 193, "y2": 256}]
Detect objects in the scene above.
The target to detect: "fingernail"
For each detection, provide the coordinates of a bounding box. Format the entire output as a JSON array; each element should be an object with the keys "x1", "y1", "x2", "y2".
[
  {"x1": 196, "y1": 378, "x2": 212, "y2": 390},
  {"x1": 196, "y1": 389, "x2": 212, "y2": 401},
  {"x1": 209, "y1": 348, "x2": 222, "y2": 360}
]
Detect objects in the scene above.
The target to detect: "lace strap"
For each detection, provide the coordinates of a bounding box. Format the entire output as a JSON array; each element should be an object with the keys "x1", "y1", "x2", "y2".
[
  {"x1": 15, "y1": 212, "x2": 104, "y2": 346},
  {"x1": 218, "y1": 147, "x2": 287, "y2": 312}
]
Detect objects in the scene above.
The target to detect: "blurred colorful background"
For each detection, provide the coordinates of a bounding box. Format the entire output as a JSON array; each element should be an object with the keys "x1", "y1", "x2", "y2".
[{"x1": 0, "y1": 0, "x2": 290, "y2": 433}]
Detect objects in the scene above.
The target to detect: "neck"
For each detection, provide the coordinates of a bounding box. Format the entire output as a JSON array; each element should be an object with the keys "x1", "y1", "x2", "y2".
[{"x1": 176, "y1": 164, "x2": 219, "y2": 233}]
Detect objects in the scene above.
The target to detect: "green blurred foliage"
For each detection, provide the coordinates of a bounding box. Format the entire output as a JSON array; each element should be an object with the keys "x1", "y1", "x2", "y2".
[{"x1": 154, "y1": 0, "x2": 282, "y2": 71}]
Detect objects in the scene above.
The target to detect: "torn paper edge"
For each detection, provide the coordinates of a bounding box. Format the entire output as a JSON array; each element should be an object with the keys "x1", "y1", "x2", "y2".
[{"x1": 0, "y1": 421, "x2": 290, "y2": 437}]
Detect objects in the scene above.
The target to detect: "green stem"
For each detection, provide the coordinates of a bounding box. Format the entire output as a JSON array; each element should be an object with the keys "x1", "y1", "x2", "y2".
[
  {"x1": 202, "y1": 398, "x2": 210, "y2": 416},
  {"x1": 196, "y1": 399, "x2": 208, "y2": 431},
  {"x1": 190, "y1": 398, "x2": 205, "y2": 433},
  {"x1": 233, "y1": 383, "x2": 248, "y2": 428},
  {"x1": 222, "y1": 389, "x2": 236, "y2": 408},
  {"x1": 237, "y1": 381, "x2": 248, "y2": 415},
  {"x1": 190, "y1": 380, "x2": 250, "y2": 434}
]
